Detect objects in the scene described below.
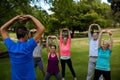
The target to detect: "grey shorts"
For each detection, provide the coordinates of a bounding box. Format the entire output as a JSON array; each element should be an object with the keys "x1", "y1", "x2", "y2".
[{"x1": 34, "y1": 57, "x2": 44, "y2": 71}]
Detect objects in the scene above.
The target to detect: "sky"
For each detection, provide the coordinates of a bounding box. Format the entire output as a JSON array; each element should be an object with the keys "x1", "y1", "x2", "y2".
[{"x1": 101, "y1": 0, "x2": 109, "y2": 3}]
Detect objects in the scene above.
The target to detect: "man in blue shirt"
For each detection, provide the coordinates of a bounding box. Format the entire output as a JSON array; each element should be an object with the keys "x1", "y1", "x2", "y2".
[{"x1": 0, "y1": 15, "x2": 45, "y2": 80}]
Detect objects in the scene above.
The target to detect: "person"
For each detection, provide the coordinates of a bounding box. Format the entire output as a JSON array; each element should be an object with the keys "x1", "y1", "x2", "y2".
[
  {"x1": 86, "y1": 23, "x2": 103, "y2": 80},
  {"x1": 0, "y1": 15, "x2": 45, "y2": 80},
  {"x1": 33, "y1": 37, "x2": 45, "y2": 77},
  {"x1": 44, "y1": 35, "x2": 61, "y2": 80},
  {"x1": 59, "y1": 28, "x2": 77, "y2": 80},
  {"x1": 94, "y1": 29, "x2": 113, "y2": 80}
]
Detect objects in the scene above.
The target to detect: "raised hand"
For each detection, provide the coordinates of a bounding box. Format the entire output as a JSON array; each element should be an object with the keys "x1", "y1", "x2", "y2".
[
  {"x1": 106, "y1": 30, "x2": 112, "y2": 35},
  {"x1": 102, "y1": 29, "x2": 107, "y2": 33},
  {"x1": 63, "y1": 28, "x2": 68, "y2": 30},
  {"x1": 51, "y1": 35, "x2": 57, "y2": 39},
  {"x1": 18, "y1": 15, "x2": 29, "y2": 21},
  {"x1": 102, "y1": 29, "x2": 112, "y2": 35}
]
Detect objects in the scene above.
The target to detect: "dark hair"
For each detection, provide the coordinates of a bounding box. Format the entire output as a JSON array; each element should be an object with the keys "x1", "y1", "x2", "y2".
[
  {"x1": 50, "y1": 45, "x2": 56, "y2": 49},
  {"x1": 16, "y1": 26, "x2": 28, "y2": 39}
]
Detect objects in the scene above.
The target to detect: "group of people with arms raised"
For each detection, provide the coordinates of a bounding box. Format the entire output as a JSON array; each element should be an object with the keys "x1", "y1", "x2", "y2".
[{"x1": 0, "y1": 15, "x2": 113, "y2": 80}]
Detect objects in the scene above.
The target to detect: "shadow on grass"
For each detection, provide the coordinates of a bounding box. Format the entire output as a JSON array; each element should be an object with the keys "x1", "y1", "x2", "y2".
[{"x1": 0, "y1": 51, "x2": 9, "y2": 58}]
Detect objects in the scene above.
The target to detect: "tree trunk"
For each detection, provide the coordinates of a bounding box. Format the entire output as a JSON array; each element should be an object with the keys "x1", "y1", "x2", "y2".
[{"x1": 71, "y1": 29, "x2": 74, "y2": 38}]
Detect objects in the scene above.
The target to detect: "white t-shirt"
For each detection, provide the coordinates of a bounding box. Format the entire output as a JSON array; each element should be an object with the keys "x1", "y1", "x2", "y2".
[
  {"x1": 33, "y1": 44, "x2": 42, "y2": 57},
  {"x1": 88, "y1": 33, "x2": 98, "y2": 57}
]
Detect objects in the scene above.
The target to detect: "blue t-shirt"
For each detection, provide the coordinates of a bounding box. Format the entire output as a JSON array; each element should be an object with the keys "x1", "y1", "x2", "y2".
[
  {"x1": 96, "y1": 47, "x2": 111, "y2": 71},
  {"x1": 4, "y1": 37, "x2": 37, "y2": 80}
]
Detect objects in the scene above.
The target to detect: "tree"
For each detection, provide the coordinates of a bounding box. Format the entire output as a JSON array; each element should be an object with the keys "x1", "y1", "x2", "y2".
[
  {"x1": 0, "y1": 0, "x2": 50, "y2": 31},
  {"x1": 48, "y1": 0, "x2": 112, "y2": 36},
  {"x1": 0, "y1": 0, "x2": 33, "y2": 27},
  {"x1": 107, "y1": 0, "x2": 120, "y2": 27},
  {"x1": 107, "y1": 0, "x2": 120, "y2": 15}
]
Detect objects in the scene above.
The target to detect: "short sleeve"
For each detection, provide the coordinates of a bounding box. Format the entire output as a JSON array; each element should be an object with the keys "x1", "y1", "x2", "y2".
[
  {"x1": 4, "y1": 37, "x2": 15, "y2": 50},
  {"x1": 26, "y1": 38, "x2": 37, "y2": 50}
]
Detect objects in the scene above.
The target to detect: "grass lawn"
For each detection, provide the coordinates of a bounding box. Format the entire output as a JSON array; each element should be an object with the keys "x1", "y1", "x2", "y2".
[{"x1": 0, "y1": 28, "x2": 120, "y2": 80}]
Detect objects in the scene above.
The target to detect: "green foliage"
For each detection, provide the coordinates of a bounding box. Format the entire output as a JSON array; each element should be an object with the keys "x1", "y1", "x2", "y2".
[
  {"x1": 47, "y1": 0, "x2": 114, "y2": 36},
  {"x1": 0, "y1": 0, "x2": 49, "y2": 31},
  {"x1": 0, "y1": 0, "x2": 31, "y2": 26},
  {"x1": 111, "y1": 0, "x2": 120, "y2": 14}
]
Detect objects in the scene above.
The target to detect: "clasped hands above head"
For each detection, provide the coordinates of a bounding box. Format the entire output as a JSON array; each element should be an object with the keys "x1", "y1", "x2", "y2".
[
  {"x1": 48, "y1": 35, "x2": 56, "y2": 39},
  {"x1": 102, "y1": 29, "x2": 112, "y2": 35},
  {"x1": 15, "y1": 15, "x2": 32, "y2": 22}
]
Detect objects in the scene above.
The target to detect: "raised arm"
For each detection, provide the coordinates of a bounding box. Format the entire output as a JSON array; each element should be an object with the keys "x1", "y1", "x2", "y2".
[
  {"x1": 51, "y1": 35, "x2": 60, "y2": 59},
  {"x1": 67, "y1": 28, "x2": 71, "y2": 37},
  {"x1": 98, "y1": 30, "x2": 105, "y2": 48},
  {"x1": 46, "y1": 36, "x2": 50, "y2": 53},
  {"x1": 96, "y1": 24, "x2": 101, "y2": 33},
  {"x1": 60, "y1": 29, "x2": 63, "y2": 36},
  {"x1": 25, "y1": 15, "x2": 45, "y2": 42},
  {"x1": 51, "y1": 35, "x2": 59, "y2": 53},
  {"x1": 88, "y1": 23, "x2": 101, "y2": 34},
  {"x1": 0, "y1": 15, "x2": 20, "y2": 40},
  {"x1": 62, "y1": 28, "x2": 70, "y2": 37},
  {"x1": 60, "y1": 29, "x2": 63, "y2": 42},
  {"x1": 107, "y1": 30, "x2": 113, "y2": 50},
  {"x1": 88, "y1": 24, "x2": 93, "y2": 34},
  {"x1": 38, "y1": 37, "x2": 42, "y2": 46}
]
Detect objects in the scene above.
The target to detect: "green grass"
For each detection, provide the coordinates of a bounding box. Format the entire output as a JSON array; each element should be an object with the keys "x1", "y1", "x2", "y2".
[
  {"x1": 0, "y1": 42, "x2": 7, "y2": 52},
  {"x1": 0, "y1": 28, "x2": 120, "y2": 80}
]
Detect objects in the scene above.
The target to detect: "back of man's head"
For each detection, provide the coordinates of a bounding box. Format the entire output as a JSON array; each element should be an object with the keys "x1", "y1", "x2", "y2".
[{"x1": 16, "y1": 26, "x2": 28, "y2": 39}]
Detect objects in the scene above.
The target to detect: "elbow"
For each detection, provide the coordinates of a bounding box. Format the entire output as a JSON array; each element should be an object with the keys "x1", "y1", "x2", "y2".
[
  {"x1": 0, "y1": 27, "x2": 3, "y2": 32},
  {"x1": 41, "y1": 27, "x2": 45, "y2": 34},
  {"x1": 41, "y1": 26, "x2": 45, "y2": 32},
  {"x1": 38, "y1": 26, "x2": 45, "y2": 34},
  {"x1": 0, "y1": 27, "x2": 5, "y2": 34}
]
